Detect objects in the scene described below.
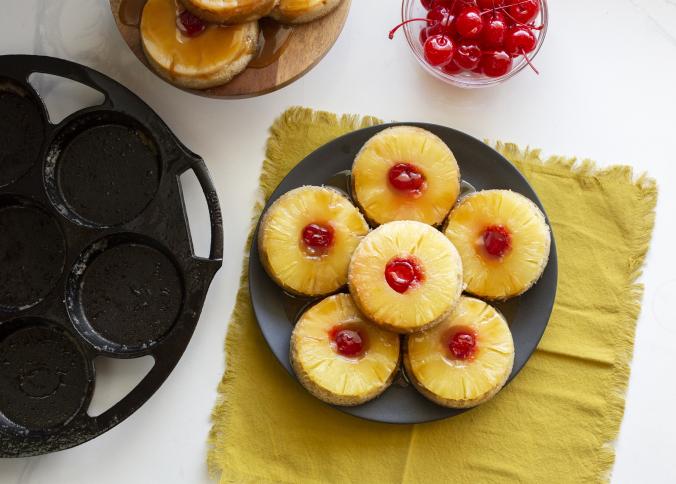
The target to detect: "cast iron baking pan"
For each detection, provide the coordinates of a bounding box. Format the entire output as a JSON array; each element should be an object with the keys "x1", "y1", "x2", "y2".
[
  {"x1": 249, "y1": 122, "x2": 558, "y2": 424},
  {"x1": 0, "y1": 55, "x2": 223, "y2": 456}
]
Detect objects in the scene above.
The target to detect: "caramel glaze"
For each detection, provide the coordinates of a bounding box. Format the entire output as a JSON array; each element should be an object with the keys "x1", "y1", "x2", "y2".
[
  {"x1": 249, "y1": 18, "x2": 294, "y2": 69},
  {"x1": 127, "y1": 0, "x2": 293, "y2": 71},
  {"x1": 141, "y1": 0, "x2": 254, "y2": 78}
]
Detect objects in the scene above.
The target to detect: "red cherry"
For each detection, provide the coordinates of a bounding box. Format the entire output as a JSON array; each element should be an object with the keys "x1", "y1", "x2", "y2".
[
  {"x1": 426, "y1": 7, "x2": 455, "y2": 36},
  {"x1": 177, "y1": 10, "x2": 206, "y2": 37},
  {"x1": 448, "y1": 330, "x2": 477, "y2": 360},
  {"x1": 301, "y1": 223, "x2": 334, "y2": 254},
  {"x1": 508, "y1": 0, "x2": 540, "y2": 24},
  {"x1": 388, "y1": 163, "x2": 426, "y2": 194},
  {"x1": 482, "y1": 225, "x2": 512, "y2": 257},
  {"x1": 442, "y1": 59, "x2": 462, "y2": 74},
  {"x1": 427, "y1": 5, "x2": 451, "y2": 23},
  {"x1": 424, "y1": 34, "x2": 455, "y2": 67},
  {"x1": 421, "y1": 0, "x2": 436, "y2": 9},
  {"x1": 429, "y1": 0, "x2": 456, "y2": 10},
  {"x1": 453, "y1": 39, "x2": 482, "y2": 70},
  {"x1": 504, "y1": 25, "x2": 537, "y2": 56},
  {"x1": 333, "y1": 328, "x2": 364, "y2": 357},
  {"x1": 428, "y1": 20, "x2": 456, "y2": 38},
  {"x1": 480, "y1": 50, "x2": 512, "y2": 77},
  {"x1": 481, "y1": 12, "x2": 507, "y2": 49},
  {"x1": 476, "y1": 0, "x2": 504, "y2": 8},
  {"x1": 419, "y1": 27, "x2": 429, "y2": 44},
  {"x1": 455, "y1": 6, "x2": 483, "y2": 39},
  {"x1": 385, "y1": 257, "x2": 424, "y2": 294}
]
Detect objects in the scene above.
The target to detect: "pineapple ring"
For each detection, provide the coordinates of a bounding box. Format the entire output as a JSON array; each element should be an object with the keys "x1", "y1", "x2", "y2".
[
  {"x1": 404, "y1": 296, "x2": 515, "y2": 409},
  {"x1": 290, "y1": 293, "x2": 401, "y2": 406},
  {"x1": 258, "y1": 186, "x2": 369, "y2": 297},
  {"x1": 352, "y1": 126, "x2": 460, "y2": 226},
  {"x1": 444, "y1": 190, "x2": 551, "y2": 300},
  {"x1": 348, "y1": 220, "x2": 463, "y2": 334}
]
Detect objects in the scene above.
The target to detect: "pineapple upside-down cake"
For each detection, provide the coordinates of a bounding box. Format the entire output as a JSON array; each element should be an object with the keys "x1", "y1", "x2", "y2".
[
  {"x1": 404, "y1": 296, "x2": 514, "y2": 408},
  {"x1": 290, "y1": 293, "x2": 401, "y2": 405},
  {"x1": 352, "y1": 126, "x2": 460, "y2": 226},
  {"x1": 258, "y1": 186, "x2": 369, "y2": 297},
  {"x1": 444, "y1": 189, "x2": 551, "y2": 300},
  {"x1": 348, "y1": 220, "x2": 463, "y2": 334}
]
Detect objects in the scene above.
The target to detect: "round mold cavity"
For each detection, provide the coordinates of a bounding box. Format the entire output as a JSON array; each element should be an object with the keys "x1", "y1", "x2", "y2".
[
  {"x1": 0, "y1": 196, "x2": 66, "y2": 311},
  {"x1": 0, "y1": 78, "x2": 47, "y2": 187},
  {"x1": 45, "y1": 111, "x2": 161, "y2": 228},
  {"x1": 0, "y1": 318, "x2": 94, "y2": 433},
  {"x1": 67, "y1": 234, "x2": 184, "y2": 355}
]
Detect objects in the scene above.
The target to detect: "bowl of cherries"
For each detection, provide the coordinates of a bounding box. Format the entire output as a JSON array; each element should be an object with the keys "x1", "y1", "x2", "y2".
[{"x1": 391, "y1": 0, "x2": 548, "y2": 88}]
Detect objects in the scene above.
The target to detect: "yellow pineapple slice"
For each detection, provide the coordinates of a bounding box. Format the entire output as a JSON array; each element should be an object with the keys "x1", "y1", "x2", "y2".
[
  {"x1": 348, "y1": 220, "x2": 463, "y2": 334},
  {"x1": 259, "y1": 186, "x2": 369, "y2": 297},
  {"x1": 404, "y1": 296, "x2": 514, "y2": 408},
  {"x1": 290, "y1": 293, "x2": 401, "y2": 406},
  {"x1": 444, "y1": 189, "x2": 551, "y2": 299},
  {"x1": 352, "y1": 126, "x2": 460, "y2": 226}
]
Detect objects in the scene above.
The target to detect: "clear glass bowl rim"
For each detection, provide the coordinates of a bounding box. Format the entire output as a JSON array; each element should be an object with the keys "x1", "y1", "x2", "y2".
[{"x1": 400, "y1": 0, "x2": 549, "y2": 88}]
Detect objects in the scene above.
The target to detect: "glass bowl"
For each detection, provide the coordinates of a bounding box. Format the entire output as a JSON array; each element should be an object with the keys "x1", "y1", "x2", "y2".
[{"x1": 401, "y1": 0, "x2": 548, "y2": 88}]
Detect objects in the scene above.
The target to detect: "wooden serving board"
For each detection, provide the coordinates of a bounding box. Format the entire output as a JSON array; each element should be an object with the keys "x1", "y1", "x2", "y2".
[{"x1": 109, "y1": 0, "x2": 351, "y2": 98}]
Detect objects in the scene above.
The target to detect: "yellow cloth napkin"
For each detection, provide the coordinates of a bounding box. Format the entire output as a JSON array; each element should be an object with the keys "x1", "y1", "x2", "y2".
[{"x1": 208, "y1": 107, "x2": 657, "y2": 483}]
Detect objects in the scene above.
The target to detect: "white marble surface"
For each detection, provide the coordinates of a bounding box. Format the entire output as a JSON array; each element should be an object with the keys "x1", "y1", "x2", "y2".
[{"x1": 1, "y1": 0, "x2": 676, "y2": 482}]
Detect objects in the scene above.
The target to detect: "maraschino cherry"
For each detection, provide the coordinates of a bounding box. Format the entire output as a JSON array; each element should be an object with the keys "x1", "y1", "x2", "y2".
[
  {"x1": 388, "y1": 163, "x2": 426, "y2": 195},
  {"x1": 476, "y1": 0, "x2": 504, "y2": 8},
  {"x1": 454, "y1": 39, "x2": 482, "y2": 70},
  {"x1": 448, "y1": 330, "x2": 477, "y2": 360},
  {"x1": 301, "y1": 223, "x2": 334, "y2": 255},
  {"x1": 426, "y1": 7, "x2": 456, "y2": 37},
  {"x1": 481, "y1": 11, "x2": 508, "y2": 49},
  {"x1": 426, "y1": 5, "x2": 452, "y2": 26},
  {"x1": 385, "y1": 257, "x2": 424, "y2": 294},
  {"x1": 508, "y1": 0, "x2": 540, "y2": 24},
  {"x1": 177, "y1": 10, "x2": 206, "y2": 37},
  {"x1": 442, "y1": 59, "x2": 463, "y2": 74},
  {"x1": 455, "y1": 6, "x2": 483, "y2": 39},
  {"x1": 420, "y1": 28, "x2": 430, "y2": 44},
  {"x1": 481, "y1": 50, "x2": 512, "y2": 77},
  {"x1": 331, "y1": 328, "x2": 365, "y2": 357},
  {"x1": 389, "y1": 17, "x2": 455, "y2": 66},
  {"x1": 424, "y1": 34, "x2": 456, "y2": 67},
  {"x1": 482, "y1": 225, "x2": 512, "y2": 257},
  {"x1": 504, "y1": 25, "x2": 537, "y2": 56}
]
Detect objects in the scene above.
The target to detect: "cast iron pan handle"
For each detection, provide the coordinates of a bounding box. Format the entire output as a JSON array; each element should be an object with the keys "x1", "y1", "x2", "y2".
[
  {"x1": 7, "y1": 55, "x2": 117, "y2": 110},
  {"x1": 186, "y1": 157, "x2": 224, "y2": 263}
]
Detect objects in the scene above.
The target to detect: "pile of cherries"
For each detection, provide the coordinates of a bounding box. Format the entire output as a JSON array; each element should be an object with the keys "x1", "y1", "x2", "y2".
[{"x1": 390, "y1": 0, "x2": 543, "y2": 78}]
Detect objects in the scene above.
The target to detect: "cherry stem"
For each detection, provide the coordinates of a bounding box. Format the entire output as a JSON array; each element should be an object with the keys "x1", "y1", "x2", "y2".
[
  {"x1": 491, "y1": 0, "x2": 537, "y2": 11},
  {"x1": 500, "y1": 8, "x2": 540, "y2": 29},
  {"x1": 520, "y1": 47, "x2": 539, "y2": 75},
  {"x1": 490, "y1": 0, "x2": 544, "y2": 30},
  {"x1": 499, "y1": 9, "x2": 542, "y2": 29},
  {"x1": 389, "y1": 18, "x2": 433, "y2": 39}
]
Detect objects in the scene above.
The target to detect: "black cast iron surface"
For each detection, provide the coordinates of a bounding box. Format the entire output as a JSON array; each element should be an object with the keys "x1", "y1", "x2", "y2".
[
  {"x1": 0, "y1": 55, "x2": 223, "y2": 456},
  {"x1": 249, "y1": 122, "x2": 558, "y2": 424}
]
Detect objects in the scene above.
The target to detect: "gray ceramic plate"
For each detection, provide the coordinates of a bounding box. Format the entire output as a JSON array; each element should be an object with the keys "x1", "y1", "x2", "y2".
[{"x1": 249, "y1": 122, "x2": 558, "y2": 424}]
